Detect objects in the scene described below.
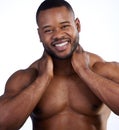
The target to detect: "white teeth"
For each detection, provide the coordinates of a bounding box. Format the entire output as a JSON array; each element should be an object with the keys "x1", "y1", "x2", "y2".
[{"x1": 55, "y1": 42, "x2": 68, "y2": 47}]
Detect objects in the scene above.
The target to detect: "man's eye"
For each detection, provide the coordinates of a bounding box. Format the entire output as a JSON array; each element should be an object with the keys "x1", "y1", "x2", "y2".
[
  {"x1": 62, "y1": 25, "x2": 70, "y2": 29},
  {"x1": 44, "y1": 29, "x2": 53, "y2": 33}
]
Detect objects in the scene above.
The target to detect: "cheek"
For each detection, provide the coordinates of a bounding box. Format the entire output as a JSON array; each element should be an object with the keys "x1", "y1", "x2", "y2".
[
  {"x1": 71, "y1": 31, "x2": 79, "y2": 44},
  {"x1": 70, "y1": 31, "x2": 78, "y2": 40},
  {"x1": 38, "y1": 30, "x2": 51, "y2": 43},
  {"x1": 69, "y1": 26, "x2": 78, "y2": 37},
  {"x1": 73, "y1": 27, "x2": 79, "y2": 38},
  {"x1": 39, "y1": 34, "x2": 51, "y2": 44}
]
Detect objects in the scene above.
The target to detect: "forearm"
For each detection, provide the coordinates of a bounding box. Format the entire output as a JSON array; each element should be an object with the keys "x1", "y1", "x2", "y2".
[
  {"x1": 0, "y1": 76, "x2": 50, "y2": 130},
  {"x1": 0, "y1": 90, "x2": 34, "y2": 130},
  {"x1": 78, "y1": 68, "x2": 119, "y2": 115}
]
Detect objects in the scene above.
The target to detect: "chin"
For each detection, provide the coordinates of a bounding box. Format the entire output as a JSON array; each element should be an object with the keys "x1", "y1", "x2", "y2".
[
  {"x1": 45, "y1": 44, "x2": 77, "y2": 60},
  {"x1": 52, "y1": 53, "x2": 73, "y2": 60}
]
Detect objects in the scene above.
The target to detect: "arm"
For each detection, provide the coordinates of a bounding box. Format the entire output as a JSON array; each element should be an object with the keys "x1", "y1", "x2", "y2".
[
  {"x1": 71, "y1": 45, "x2": 119, "y2": 115},
  {"x1": 0, "y1": 53, "x2": 53, "y2": 130}
]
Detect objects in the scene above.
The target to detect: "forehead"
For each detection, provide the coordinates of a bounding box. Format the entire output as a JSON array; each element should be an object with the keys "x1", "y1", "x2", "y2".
[{"x1": 37, "y1": 6, "x2": 74, "y2": 27}]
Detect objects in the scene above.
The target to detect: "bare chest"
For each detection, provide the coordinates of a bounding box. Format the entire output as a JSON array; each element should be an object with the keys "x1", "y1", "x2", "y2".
[{"x1": 32, "y1": 75, "x2": 103, "y2": 119}]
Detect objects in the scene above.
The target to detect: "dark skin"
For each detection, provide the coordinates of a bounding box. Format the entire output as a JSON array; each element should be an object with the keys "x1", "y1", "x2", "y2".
[{"x1": 0, "y1": 6, "x2": 119, "y2": 130}]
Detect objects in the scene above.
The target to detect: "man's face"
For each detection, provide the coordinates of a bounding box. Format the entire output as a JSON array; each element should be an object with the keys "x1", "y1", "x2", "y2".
[{"x1": 37, "y1": 6, "x2": 80, "y2": 59}]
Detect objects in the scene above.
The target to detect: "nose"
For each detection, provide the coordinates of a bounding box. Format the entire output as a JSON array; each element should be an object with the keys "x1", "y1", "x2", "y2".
[{"x1": 52, "y1": 28, "x2": 64, "y2": 40}]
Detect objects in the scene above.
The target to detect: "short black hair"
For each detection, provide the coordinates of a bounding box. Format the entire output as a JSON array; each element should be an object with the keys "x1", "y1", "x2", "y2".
[{"x1": 36, "y1": 0, "x2": 74, "y2": 25}]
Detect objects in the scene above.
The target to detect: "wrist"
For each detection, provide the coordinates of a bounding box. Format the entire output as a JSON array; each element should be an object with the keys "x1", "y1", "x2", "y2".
[
  {"x1": 76, "y1": 67, "x2": 91, "y2": 79},
  {"x1": 35, "y1": 73, "x2": 52, "y2": 88}
]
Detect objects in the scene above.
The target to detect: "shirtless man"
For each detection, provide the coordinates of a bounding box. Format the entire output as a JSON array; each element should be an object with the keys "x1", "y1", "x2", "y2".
[{"x1": 0, "y1": 0, "x2": 119, "y2": 130}]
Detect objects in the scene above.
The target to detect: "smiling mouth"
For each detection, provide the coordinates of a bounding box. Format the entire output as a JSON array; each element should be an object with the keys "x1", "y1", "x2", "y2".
[
  {"x1": 55, "y1": 42, "x2": 68, "y2": 47},
  {"x1": 53, "y1": 41, "x2": 69, "y2": 51}
]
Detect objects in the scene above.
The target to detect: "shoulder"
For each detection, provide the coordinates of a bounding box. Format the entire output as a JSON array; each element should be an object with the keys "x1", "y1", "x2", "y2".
[
  {"x1": 87, "y1": 51, "x2": 104, "y2": 67},
  {"x1": 93, "y1": 61, "x2": 119, "y2": 74},
  {"x1": 7, "y1": 68, "x2": 38, "y2": 84},
  {"x1": 93, "y1": 60, "x2": 119, "y2": 83},
  {"x1": 5, "y1": 63, "x2": 39, "y2": 95},
  {"x1": 88, "y1": 52, "x2": 119, "y2": 82},
  {"x1": 3, "y1": 56, "x2": 45, "y2": 97}
]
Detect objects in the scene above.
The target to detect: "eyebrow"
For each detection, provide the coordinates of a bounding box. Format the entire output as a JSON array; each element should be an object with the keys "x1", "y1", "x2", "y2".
[
  {"x1": 42, "y1": 21, "x2": 70, "y2": 30},
  {"x1": 60, "y1": 21, "x2": 70, "y2": 24}
]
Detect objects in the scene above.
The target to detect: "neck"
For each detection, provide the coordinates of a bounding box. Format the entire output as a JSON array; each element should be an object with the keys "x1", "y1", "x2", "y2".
[{"x1": 52, "y1": 57, "x2": 75, "y2": 76}]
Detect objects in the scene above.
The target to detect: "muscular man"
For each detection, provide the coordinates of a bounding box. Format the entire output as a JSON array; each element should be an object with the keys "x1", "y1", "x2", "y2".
[{"x1": 0, "y1": 0, "x2": 119, "y2": 130}]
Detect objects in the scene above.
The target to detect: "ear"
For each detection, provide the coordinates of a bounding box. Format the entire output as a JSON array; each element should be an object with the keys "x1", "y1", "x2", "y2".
[
  {"x1": 75, "y1": 18, "x2": 81, "y2": 32},
  {"x1": 37, "y1": 28, "x2": 42, "y2": 42}
]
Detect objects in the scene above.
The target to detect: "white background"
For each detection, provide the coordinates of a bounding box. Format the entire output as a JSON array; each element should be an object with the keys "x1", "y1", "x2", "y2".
[{"x1": 0, "y1": 0, "x2": 119, "y2": 130}]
